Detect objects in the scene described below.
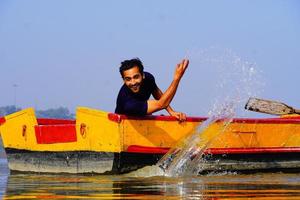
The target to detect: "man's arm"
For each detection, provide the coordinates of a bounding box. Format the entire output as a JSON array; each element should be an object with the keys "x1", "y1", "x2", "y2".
[
  {"x1": 152, "y1": 87, "x2": 187, "y2": 121},
  {"x1": 152, "y1": 87, "x2": 173, "y2": 112},
  {"x1": 147, "y1": 59, "x2": 189, "y2": 115}
]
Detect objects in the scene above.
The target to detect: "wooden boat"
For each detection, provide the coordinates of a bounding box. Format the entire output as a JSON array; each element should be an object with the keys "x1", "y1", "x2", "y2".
[{"x1": 1, "y1": 107, "x2": 300, "y2": 174}]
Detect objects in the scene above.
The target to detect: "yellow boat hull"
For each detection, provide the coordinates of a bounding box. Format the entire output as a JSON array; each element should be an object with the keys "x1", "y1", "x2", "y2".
[{"x1": 1, "y1": 107, "x2": 300, "y2": 174}]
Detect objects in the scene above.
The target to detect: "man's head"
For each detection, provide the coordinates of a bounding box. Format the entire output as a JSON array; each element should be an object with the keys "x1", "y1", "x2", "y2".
[{"x1": 119, "y1": 58, "x2": 145, "y2": 93}]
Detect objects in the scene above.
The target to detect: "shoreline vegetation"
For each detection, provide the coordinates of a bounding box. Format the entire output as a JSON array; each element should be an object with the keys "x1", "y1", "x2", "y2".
[{"x1": 0, "y1": 105, "x2": 74, "y2": 119}]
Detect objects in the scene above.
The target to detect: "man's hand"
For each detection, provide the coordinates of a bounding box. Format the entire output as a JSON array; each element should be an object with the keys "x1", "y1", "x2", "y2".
[
  {"x1": 174, "y1": 59, "x2": 189, "y2": 81},
  {"x1": 169, "y1": 110, "x2": 187, "y2": 122}
]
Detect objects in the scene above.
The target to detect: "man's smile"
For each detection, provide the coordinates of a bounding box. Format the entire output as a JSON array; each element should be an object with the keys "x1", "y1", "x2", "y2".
[{"x1": 130, "y1": 84, "x2": 141, "y2": 92}]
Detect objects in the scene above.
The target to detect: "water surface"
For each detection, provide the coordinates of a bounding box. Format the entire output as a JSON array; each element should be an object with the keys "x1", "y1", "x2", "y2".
[{"x1": 1, "y1": 159, "x2": 300, "y2": 199}]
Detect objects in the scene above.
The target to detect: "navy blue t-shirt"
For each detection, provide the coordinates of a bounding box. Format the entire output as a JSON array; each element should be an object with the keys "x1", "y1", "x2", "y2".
[{"x1": 115, "y1": 72, "x2": 158, "y2": 116}]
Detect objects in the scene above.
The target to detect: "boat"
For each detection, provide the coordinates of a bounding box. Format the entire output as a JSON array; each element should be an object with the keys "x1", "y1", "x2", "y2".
[{"x1": 1, "y1": 106, "x2": 300, "y2": 174}]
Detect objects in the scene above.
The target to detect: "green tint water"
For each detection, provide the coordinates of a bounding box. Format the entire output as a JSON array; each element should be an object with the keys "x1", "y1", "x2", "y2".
[{"x1": 1, "y1": 159, "x2": 300, "y2": 199}]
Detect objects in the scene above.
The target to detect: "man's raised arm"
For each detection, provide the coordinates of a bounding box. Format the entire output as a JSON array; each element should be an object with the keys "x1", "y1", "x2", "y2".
[{"x1": 147, "y1": 59, "x2": 189, "y2": 114}]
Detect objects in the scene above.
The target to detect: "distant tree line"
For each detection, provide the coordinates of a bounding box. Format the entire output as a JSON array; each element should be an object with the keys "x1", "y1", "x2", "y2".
[
  {"x1": 0, "y1": 105, "x2": 74, "y2": 119},
  {"x1": 36, "y1": 107, "x2": 74, "y2": 119},
  {"x1": 0, "y1": 105, "x2": 21, "y2": 116}
]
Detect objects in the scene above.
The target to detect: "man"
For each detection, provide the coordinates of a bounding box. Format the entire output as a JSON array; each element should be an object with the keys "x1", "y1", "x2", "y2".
[{"x1": 115, "y1": 58, "x2": 189, "y2": 121}]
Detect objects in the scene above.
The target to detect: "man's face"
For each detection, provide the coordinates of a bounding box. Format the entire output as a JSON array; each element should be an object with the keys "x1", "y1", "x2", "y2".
[{"x1": 122, "y1": 66, "x2": 144, "y2": 93}]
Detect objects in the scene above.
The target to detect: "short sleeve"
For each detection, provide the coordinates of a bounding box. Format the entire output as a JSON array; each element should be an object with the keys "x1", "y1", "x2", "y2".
[{"x1": 145, "y1": 72, "x2": 158, "y2": 93}]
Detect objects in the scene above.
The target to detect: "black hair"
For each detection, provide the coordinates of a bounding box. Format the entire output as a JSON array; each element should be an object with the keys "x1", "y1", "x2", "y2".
[{"x1": 119, "y1": 58, "x2": 144, "y2": 78}]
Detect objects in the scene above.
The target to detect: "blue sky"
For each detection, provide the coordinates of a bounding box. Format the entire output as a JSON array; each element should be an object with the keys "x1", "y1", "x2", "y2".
[{"x1": 1, "y1": 0, "x2": 299, "y2": 116}]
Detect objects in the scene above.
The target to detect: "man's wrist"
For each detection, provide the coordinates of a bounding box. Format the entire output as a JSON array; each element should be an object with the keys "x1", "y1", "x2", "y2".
[{"x1": 173, "y1": 76, "x2": 181, "y2": 82}]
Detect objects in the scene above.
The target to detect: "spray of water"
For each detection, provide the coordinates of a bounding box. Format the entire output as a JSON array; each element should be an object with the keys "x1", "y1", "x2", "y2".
[
  {"x1": 157, "y1": 101, "x2": 235, "y2": 176},
  {"x1": 157, "y1": 47, "x2": 264, "y2": 177}
]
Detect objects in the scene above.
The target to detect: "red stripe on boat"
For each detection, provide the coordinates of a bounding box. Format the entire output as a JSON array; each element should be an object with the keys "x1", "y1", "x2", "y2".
[
  {"x1": 127, "y1": 145, "x2": 300, "y2": 155},
  {"x1": 108, "y1": 113, "x2": 207, "y2": 123},
  {"x1": 127, "y1": 145, "x2": 170, "y2": 154},
  {"x1": 108, "y1": 113, "x2": 122, "y2": 123},
  {"x1": 0, "y1": 117, "x2": 5, "y2": 125},
  {"x1": 37, "y1": 118, "x2": 75, "y2": 125},
  {"x1": 35, "y1": 124, "x2": 77, "y2": 144},
  {"x1": 108, "y1": 113, "x2": 300, "y2": 124}
]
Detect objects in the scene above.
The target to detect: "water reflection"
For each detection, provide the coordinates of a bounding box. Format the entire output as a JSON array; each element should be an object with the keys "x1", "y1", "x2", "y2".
[{"x1": 2, "y1": 169, "x2": 300, "y2": 199}]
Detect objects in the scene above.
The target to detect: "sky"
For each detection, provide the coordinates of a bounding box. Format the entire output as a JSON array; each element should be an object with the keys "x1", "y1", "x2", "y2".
[{"x1": 0, "y1": 0, "x2": 300, "y2": 117}]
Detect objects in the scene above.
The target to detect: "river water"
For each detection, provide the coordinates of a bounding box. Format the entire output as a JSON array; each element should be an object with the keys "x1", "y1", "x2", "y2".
[{"x1": 1, "y1": 158, "x2": 300, "y2": 199}]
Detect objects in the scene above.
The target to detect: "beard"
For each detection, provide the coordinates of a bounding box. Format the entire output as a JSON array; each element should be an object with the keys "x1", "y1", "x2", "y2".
[{"x1": 129, "y1": 83, "x2": 141, "y2": 93}]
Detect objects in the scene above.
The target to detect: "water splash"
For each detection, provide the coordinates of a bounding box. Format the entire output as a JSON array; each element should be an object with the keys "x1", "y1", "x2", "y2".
[
  {"x1": 157, "y1": 48, "x2": 264, "y2": 177},
  {"x1": 157, "y1": 102, "x2": 235, "y2": 177}
]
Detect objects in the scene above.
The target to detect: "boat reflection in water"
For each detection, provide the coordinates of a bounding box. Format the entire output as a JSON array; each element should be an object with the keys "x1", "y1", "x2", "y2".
[{"x1": 2, "y1": 169, "x2": 300, "y2": 199}]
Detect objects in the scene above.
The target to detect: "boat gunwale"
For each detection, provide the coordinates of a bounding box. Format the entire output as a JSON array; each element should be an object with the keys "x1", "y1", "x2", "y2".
[
  {"x1": 107, "y1": 113, "x2": 300, "y2": 124},
  {"x1": 5, "y1": 113, "x2": 300, "y2": 126}
]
